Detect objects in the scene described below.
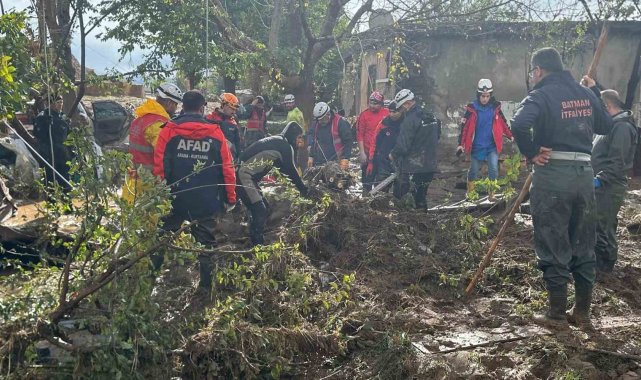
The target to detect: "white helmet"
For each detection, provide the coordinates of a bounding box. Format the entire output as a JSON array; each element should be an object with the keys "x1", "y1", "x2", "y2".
[
  {"x1": 157, "y1": 83, "x2": 183, "y2": 104},
  {"x1": 394, "y1": 89, "x2": 414, "y2": 107},
  {"x1": 284, "y1": 94, "x2": 295, "y2": 103},
  {"x1": 477, "y1": 79, "x2": 493, "y2": 93},
  {"x1": 313, "y1": 102, "x2": 330, "y2": 119}
]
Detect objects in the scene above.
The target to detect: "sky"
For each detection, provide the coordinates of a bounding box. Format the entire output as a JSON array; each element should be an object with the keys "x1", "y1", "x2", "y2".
[
  {"x1": 8, "y1": 0, "x2": 371, "y2": 77},
  {"x1": 11, "y1": 0, "x2": 151, "y2": 76}
]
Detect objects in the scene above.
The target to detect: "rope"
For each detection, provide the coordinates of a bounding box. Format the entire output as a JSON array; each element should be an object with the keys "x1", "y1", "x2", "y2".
[
  {"x1": 205, "y1": 0, "x2": 209, "y2": 96},
  {"x1": 4, "y1": 123, "x2": 74, "y2": 189}
]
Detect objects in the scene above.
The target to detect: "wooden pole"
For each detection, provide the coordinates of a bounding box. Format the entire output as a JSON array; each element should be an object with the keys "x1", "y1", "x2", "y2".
[
  {"x1": 587, "y1": 22, "x2": 609, "y2": 80},
  {"x1": 464, "y1": 174, "x2": 532, "y2": 296}
]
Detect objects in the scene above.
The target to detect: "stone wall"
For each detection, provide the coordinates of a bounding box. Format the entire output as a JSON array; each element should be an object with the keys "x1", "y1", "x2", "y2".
[{"x1": 344, "y1": 21, "x2": 641, "y2": 151}]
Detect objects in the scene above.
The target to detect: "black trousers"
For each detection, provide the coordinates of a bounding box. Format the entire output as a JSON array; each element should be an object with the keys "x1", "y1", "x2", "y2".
[
  {"x1": 237, "y1": 184, "x2": 268, "y2": 246},
  {"x1": 393, "y1": 172, "x2": 434, "y2": 209},
  {"x1": 159, "y1": 215, "x2": 218, "y2": 288}
]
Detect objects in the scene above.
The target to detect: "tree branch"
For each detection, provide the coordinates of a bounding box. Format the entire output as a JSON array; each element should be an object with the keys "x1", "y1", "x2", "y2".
[
  {"x1": 48, "y1": 223, "x2": 193, "y2": 323},
  {"x1": 338, "y1": 0, "x2": 374, "y2": 41},
  {"x1": 320, "y1": 0, "x2": 349, "y2": 37},
  {"x1": 209, "y1": 0, "x2": 260, "y2": 52},
  {"x1": 298, "y1": 0, "x2": 315, "y2": 43}
]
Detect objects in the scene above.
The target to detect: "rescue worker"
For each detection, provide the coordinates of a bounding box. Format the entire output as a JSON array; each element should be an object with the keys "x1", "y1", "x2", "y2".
[
  {"x1": 207, "y1": 92, "x2": 242, "y2": 159},
  {"x1": 33, "y1": 94, "x2": 73, "y2": 192},
  {"x1": 390, "y1": 89, "x2": 441, "y2": 210},
  {"x1": 284, "y1": 94, "x2": 305, "y2": 129},
  {"x1": 366, "y1": 101, "x2": 404, "y2": 190},
  {"x1": 457, "y1": 79, "x2": 513, "y2": 200},
  {"x1": 237, "y1": 95, "x2": 272, "y2": 148},
  {"x1": 582, "y1": 76, "x2": 639, "y2": 274},
  {"x1": 357, "y1": 91, "x2": 389, "y2": 194},
  {"x1": 284, "y1": 94, "x2": 307, "y2": 171},
  {"x1": 511, "y1": 47, "x2": 613, "y2": 329},
  {"x1": 307, "y1": 102, "x2": 353, "y2": 170},
  {"x1": 154, "y1": 90, "x2": 237, "y2": 291},
  {"x1": 237, "y1": 122, "x2": 308, "y2": 246},
  {"x1": 123, "y1": 83, "x2": 182, "y2": 202}
]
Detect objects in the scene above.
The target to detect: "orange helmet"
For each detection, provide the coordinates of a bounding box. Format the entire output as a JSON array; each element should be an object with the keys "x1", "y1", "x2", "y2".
[{"x1": 220, "y1": 93, "x2": 239, "y2": 109}]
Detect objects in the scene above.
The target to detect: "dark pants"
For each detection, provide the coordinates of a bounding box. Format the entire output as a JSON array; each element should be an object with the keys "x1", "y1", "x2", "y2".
[
  {"x1": 595, "y1": 183, "x2": 626, "y2": 272},
  {"x1": 236, "y1": 180, "x2": 268, "y2": 246},
  {"x1": 361, "y1": 163, "x2": 375, "y2": 192},
  {"x1": 39, "y1": 147, "x2": 72, "y2": 193},
  {"x1": 394, "y1": 172, "x2": 434, "y2": 209},
  {"x1": 160, "y1": 215, "x2": 218, "y2": 288},
  {"x1": 530, "y1": 160, "x2": 596, "y2": 291}
]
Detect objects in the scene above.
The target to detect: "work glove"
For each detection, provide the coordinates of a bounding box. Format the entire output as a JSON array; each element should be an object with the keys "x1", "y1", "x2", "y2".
[
  {"x1": 307, "y1": 157, "x2": 314, "y2": 168},
  {"x1": 456, "y1": 146, "x2": 464, "y2": 157},
  {"x1": 593, "y1": 178, "x2": 602, "y2": 189},
  {"x1": 224, "y1": 202, "x2": 236, "y2": 213},
  {"x1": 339, "y1": 159, "x2": 349, "y2": 171},
  {"x1": 358, "y1": 151, "x2": 368, "y2": 165}
]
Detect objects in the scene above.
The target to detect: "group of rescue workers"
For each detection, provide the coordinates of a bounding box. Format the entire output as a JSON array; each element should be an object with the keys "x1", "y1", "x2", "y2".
[{"x1": 32, "y1": 46, "x2": 638, "y2": 330}]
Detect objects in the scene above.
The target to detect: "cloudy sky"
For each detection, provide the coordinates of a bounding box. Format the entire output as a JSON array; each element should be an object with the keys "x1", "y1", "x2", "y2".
[
  {"x1": 11, "y1": 0, "x2": 151, "y2": 75},
  {"x1": 9, "y1": 0, "x2": 368, "y2": 76}
]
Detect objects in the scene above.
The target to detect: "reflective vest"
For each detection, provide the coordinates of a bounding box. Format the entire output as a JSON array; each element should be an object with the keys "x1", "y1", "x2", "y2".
[
  {"x1": 246, "y1": 109, "x2": 266, "y2": 131},
  {"x1": 129, "y1": 113, "x2": 168, "y2": 170},
  {"x1": 313, "y1": 113, "x2": 344, "y2": 159}
]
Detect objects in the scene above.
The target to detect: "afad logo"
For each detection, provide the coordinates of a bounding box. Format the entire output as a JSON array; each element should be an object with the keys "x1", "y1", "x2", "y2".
[{"x1": 177, "y1": 138, "x2": 213, "y2": 152}]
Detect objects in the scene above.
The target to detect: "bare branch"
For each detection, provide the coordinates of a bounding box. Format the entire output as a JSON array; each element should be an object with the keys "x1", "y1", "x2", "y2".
[
  {"x1": 338, "y1": 0, "x2": 374, "y2": 41},
  {"x1": 298, "y1": 0, "x2": 315, "y2": 43}
]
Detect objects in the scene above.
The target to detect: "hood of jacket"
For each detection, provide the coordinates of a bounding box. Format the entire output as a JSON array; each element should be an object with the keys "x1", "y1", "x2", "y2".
[
  {"x1": 135, "y1": 98, "x2": 170, "y2": 119},
  {"x1": 281, "y1": 121, "x2": 304, "y2": 147},
  {"x1": 613, "y1": 110, "x2": 634, "y2": 123}
]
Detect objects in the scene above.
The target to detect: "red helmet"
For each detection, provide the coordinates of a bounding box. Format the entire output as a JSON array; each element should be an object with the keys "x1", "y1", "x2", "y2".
[{"x1": 369, "y1": 91, "x2": 384, "y2": 104}]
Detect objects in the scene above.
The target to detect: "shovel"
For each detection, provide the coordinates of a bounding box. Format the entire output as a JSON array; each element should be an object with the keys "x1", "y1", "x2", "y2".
[{"x1": 369, "y1": 172, "x2": 397, "y2": 195}]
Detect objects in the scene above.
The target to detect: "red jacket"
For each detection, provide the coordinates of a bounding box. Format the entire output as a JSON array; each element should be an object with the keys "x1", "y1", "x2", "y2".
[
  {"x1": 460, "y1": 102, "x2": 512, "y2": 154},
  {"x1": 154, "y1": 114, "x2": 236, "y2": 218},
  {"x1": 357, "y1": 108, "x2": 389, "y2": 154}
]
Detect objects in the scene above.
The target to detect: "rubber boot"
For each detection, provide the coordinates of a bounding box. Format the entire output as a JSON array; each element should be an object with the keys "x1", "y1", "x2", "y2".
[
  {"x1": 533, "y1": 286, "x2": 569, "y2": 330},
  {"x1": 414, "y1": 183, "x2": 429, "y2": 210},
  {"x1": 197, "y1": 254, "x2": 213, "y2": 290},
  {"x1": 466, "y1": 181, "x2": 475, "y2": 199},
  {"x1": 567, "y1": 280, "x2": 594, "y2": 331}
]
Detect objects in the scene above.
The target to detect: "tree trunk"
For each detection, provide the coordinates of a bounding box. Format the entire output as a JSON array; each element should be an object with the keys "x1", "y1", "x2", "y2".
[
  {"x1": 187, "y1": 71, "x2": 197, "y2": 90},
  {"x1": 41, "y1": 0, "x2": 75, "y2": 80},
  {"x1": 291, "y1": 70, "x2": 316, "y2": 130},
  {"x1": 268, "y1": 0, "x2": 283, "y2": 50},
  {"x1": 223, "y1": 76, "x2": 237, "y2": 94}
]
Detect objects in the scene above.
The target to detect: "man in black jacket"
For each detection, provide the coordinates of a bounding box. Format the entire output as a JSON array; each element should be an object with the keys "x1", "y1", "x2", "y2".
[
  {"x1": 582, "y1": 77, "x2": 638, "y2": 274},
  {"x1": 237, "y1": 122, "x2": 308, "y2": 246},
  {"x1": 511, "y1": 47, "x2": 613, "y2": 330},
  {"x1": 390, "y1": 89, "x2": 441, "y2": 209},
  {"x1": 33, "y1": 94, "x2": 73, "y2": 192}
]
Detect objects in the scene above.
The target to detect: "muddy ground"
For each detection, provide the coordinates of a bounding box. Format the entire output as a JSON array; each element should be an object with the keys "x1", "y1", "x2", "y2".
[
  {"x1": 144, "y1": 154, "x2": 641, "y2": 378},
  {"x1": 2, "y1": 119, "x2": 641, "y2": 378}
]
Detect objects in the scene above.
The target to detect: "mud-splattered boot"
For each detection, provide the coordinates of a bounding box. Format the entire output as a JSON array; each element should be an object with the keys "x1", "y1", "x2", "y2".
[
  {"x1": 567, "y1": 280, "x2": 594, "y2": 331},
  {"x1": 533, "y1": 286, "x2": 569, "y2": 330}
]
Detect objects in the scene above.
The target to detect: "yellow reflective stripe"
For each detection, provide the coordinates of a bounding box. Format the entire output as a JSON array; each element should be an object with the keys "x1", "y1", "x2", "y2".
[{"x1": 129, "y1": 142, "x2": 153, "y2": 153}]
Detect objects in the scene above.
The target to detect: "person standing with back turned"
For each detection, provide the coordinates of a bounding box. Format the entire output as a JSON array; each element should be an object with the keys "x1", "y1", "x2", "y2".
[{"x1": 511, "y1": 47, "x2": 612, "y2": 330}]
